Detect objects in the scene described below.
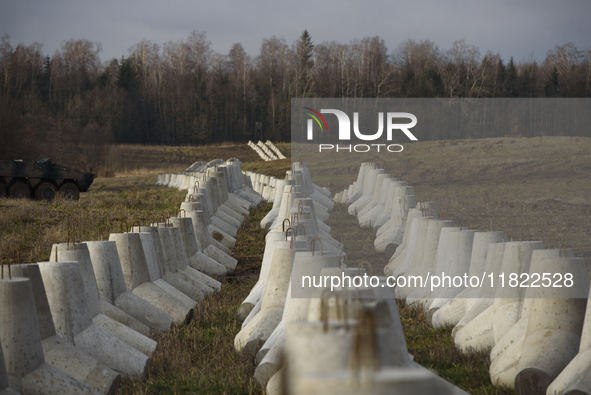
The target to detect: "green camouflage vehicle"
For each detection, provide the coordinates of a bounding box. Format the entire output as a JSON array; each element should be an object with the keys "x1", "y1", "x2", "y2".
[{"x1": 0, "y1": 158, "x2": 94, "y2": 201}]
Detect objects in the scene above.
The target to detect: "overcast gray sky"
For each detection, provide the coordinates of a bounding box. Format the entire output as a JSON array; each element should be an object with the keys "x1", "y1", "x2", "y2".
[{"x1": 1, "y1": 0, "x2": 590, "y2": 64}]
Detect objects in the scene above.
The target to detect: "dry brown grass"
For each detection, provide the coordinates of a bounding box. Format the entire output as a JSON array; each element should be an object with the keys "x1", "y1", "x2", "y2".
[
  {"x1": 229, "y1": 202, "x2": 273, "y2": 283},
  {"x1": 325, "y1": 203, "x2": 389, "y2": 273},
  {"x1": 86, "y1": 142, "x2": 291, "y2": 178},
  {"x1": 102, "y1": 142, "x2": 276, "y2": 178},
  {"x1": 306, "y1": 136, "x2": 591, "y2": 260},
  {"x1": 112, "y1": 167, "x2": 188, "y2": 178},
  {"x1": 0, "y1": 175, "x2": 186, "y2": 263},
  {"x1": 305, "y1": 136, "x2": 591, "y2": 204},
  {"x1": 240, "y1": 158, "x2": 292, "y2": 179},
  {"x1": 118, "y1": 283, "x2": 261, "y2": 395}
]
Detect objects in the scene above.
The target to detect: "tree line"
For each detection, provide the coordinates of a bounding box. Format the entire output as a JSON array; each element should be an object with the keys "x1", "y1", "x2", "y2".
[{"x1": 1, "y1": 30, "x2": 590, "y2": 168}]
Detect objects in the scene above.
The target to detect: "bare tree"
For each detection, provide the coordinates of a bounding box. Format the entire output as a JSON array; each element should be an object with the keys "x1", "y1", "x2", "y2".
[
  {"x1": 257, "y1": 36, "x2": 292, "y2": 139},
  {"x1": 546, "y1": 42, "x2": 583, "y2": 97},
  {"x1": 187, "y1": 30, "x2": 211, "y2": 72},
  {"x1": 585, "y1": 49, "x2": 591, "y2": 97},
  {"x1": 443, "y1": 40, "x2": 481, "y2": 97},
  {"x1": 393, "y1": 39, "x2": 441, "y2": 97},
  {"x1": 228, "y1": 43, "x2": 253, "y2": 137},
  {"x1": 314, "y1": 41, "x2": 350, "y2": 97},
  {"x1": 0, "y1": 34, "x2": 13, "y2": 97},
  {"x1": 129, "y1": 39, "x2": 160, "y2": 92},
  {"x1": 59, "y1": 39, "x2": 102, "y2": 94}
]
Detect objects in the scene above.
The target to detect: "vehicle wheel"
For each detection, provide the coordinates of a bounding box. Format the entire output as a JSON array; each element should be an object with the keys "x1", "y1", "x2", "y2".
[
  {"x1": 0, "y1": 185, "x2": 6, "y2": 198},
  {"x1": 35, "y1": 182, "x2": 58, "y2": 201},
  {"x1": 59, "y1": 183, "x2": 80, "y2": 200},
  {"x1": 8, "y1": 181, "x2": 31, "y2": 199}
]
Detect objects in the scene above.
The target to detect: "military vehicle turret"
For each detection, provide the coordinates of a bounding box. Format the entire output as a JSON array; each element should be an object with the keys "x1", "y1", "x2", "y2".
[{"x1": 0, "y1": 158, "x2": 94, "y2": 201}]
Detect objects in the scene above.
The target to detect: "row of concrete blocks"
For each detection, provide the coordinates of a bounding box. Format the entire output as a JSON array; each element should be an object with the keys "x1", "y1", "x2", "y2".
[
  {"x1": 264, "y1": 141, "x2": 287, "y2": 160},
  {"x1": 338, "y1": 162, "x2": 591, "y2": 395},
  {"x1": 164, "y1": 159, "x2": 267, "y2": 276},
  {"x1": 0, "y1": 220, "x2": 224, "y2": 394},
  {"x1": 244, "y1": 172, "x2": 278, "y2": 202},
  {"x1": 256, "y1": 141, "x2": 279, "y2": 160},
  {"x1": 233, "y1": 162, "x2": 470, "y2": 395},
  {"x1": 246, "y1": 140, "x2": 286, "y2": 161},
  {"x1": 156, "y1": 160, "x2": 244, "y2": 192},
  {"x1": 0, "y1": 160, "x2": 264, "y2": 395},
  {"x1": 158, "y1": 162, "x2": 265, "y2": 221},
  {"x1": 158, "y1": 161, "x2": 265, "y2": 262},
  {"x1": 333, "y1": 162, "x2": 419, "y2": 257},
  {"x1": 245, "y1": 169, "x2": 334, "y2": 211},
  {"x1": 258, "y1": 165, "x2": 335, "y2": 231},
  {"x1": 247, "y1": 140, "x2": 277, "y2": 161}
]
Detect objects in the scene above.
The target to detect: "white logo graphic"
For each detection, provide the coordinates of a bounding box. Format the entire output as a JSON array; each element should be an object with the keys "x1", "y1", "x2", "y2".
[{"x1": 305, "y1": 110, "x2": 418, "y2": 141}]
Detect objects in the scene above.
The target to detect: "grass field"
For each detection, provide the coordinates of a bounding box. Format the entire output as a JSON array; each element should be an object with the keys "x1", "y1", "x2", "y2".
[
  {"x1": 101, "y1": 142, "x2": 291, "y2": 179},
  {"x1": 1, "y1": 136, "x2": 588, "y2": 394},
  {"x1": 0, "y1": 175, "x2": 187, "y2": 264}
]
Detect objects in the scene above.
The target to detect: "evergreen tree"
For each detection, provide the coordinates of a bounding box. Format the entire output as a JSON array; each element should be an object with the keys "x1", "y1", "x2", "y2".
[
  {"x1": 545, "y1": 65, "x2": 560, "y2": 97},
  {"x1": 116, "y1": 56, "x2": 138, "y2": 91},
  {"x1": 505, "y1": 57, "x2": 518, "y2": 97},
  {"x1": 519, "y1": 63, "x2": 537, "y2": 97},
  {"x1": 494, "y1": 58, "x2": 506, "y2": 97},
  {"x1": 429, "y1": 67, "x2": 443, "y2": 97},
  {"x1": 297, "y1": 30, "x2": 314, "y2": 69},
  {"x1": 38, "y1": 55, "x2": 52, "y2": 100},
  {"x1": 114, "y1": 56, "x2": 141, "y2": 143},
  {"x1": 296, "y1": 30, "x2": 315, "y2": 97},
  {"x1": 97, "y1": 59, "x2": 118, "y2": 88}
]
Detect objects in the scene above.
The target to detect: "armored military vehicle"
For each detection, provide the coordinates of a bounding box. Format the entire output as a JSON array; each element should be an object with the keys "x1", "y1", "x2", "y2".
[{"x1": 0, "y1": 158, "x2": 94, "y2": 201}]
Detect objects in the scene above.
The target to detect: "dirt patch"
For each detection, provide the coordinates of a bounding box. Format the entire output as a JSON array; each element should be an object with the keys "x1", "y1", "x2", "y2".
[{"x1": 306, "y1": 137, "x2": 591, "y2": 260}]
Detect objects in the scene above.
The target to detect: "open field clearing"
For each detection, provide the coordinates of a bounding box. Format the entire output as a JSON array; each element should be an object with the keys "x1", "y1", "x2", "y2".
[
  {"x1": 306, "y1": 136, "x2": 591, "y2": 261},
  {"x1": 0, "y1": 175, "x2": 186, "y2": 264},
  {"x1": 5, "y1": 136, "x2": 587, "y2": 263},
  {"x1": 0, "y1": 140, "x2": 291, "y2": 264},
  {"x1": 1, "y1": 136, "x2": 587, "y2": 394},
  {"x1": 100, "y1": 142, "x2": 291, "y2": 178}
]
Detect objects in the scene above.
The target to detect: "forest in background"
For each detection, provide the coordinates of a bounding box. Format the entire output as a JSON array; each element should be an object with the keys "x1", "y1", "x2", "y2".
[{"x1": 1, "y1": 30, "x2": 590, "y2": 171}]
